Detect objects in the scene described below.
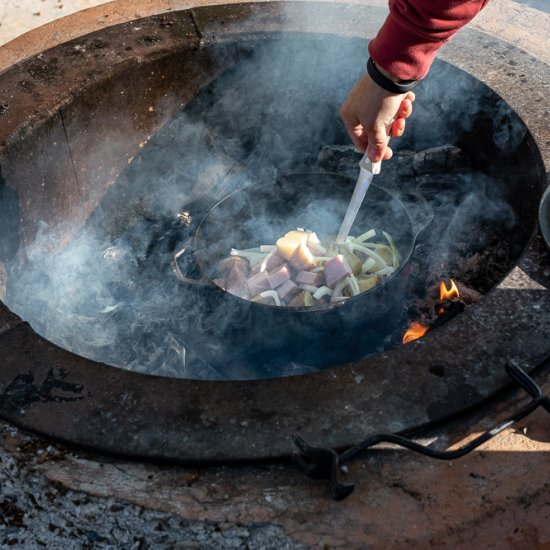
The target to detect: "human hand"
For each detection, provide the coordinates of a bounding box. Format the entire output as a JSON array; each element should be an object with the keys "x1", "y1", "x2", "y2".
[{"x1": 340, "y1": 72, "x2": 415, "y2": 163}]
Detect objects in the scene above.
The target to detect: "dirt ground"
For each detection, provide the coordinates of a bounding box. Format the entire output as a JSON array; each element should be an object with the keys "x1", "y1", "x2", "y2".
[{"x1": 0, "y1": 0, "x2": 111, "y2": 46}]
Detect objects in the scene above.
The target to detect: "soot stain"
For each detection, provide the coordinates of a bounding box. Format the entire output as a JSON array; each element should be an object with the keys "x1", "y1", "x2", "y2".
[{"x1": 0, "y1": 368, "x2": 83, "y2": 413}]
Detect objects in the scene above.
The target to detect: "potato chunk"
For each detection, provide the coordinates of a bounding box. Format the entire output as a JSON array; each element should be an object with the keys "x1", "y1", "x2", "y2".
[{"x1": 276, "y1": 230, "x2": 309, "y2": 260}]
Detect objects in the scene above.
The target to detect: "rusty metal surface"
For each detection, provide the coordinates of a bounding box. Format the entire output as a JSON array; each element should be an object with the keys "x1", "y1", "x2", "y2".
[{"x1": 0, "y1": 2, "x2": 548, "y2": 461}]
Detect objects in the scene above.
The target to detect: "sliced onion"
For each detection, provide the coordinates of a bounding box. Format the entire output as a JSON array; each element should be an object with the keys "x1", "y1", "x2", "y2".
[
  {"x1": 353, "y1": 229, "x2": 376, "y2": 243},
  {"x1": 313, "y1": 286, "x2": 333, "y2": 300},
  {"x1": 258, "y1": 290, "x2": 281, "y2": 306},
  {"x1": 350, "y1": 243, "x2": 387, "y2": 268},
  {"x1": 383, "y1": 231, "x2": 400, "y2": 268}
]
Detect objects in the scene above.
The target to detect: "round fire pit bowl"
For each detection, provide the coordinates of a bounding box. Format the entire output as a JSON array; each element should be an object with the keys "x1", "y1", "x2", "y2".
[{"x1": 0, "y1": 1, "x2": 548, "y2": 461}]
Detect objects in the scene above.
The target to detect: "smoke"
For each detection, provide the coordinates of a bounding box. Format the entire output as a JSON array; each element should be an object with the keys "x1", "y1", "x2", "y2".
[{"x1": 2, "y1": 14, "x2": 530, "y2": 380}]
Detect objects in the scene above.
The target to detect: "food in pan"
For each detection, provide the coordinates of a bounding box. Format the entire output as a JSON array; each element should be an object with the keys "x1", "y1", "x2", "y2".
[{"x1": 215, "y1": 228, "x2": 400, "y2": 307}]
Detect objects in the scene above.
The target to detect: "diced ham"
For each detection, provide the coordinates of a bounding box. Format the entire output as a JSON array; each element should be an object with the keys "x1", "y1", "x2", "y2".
[
  {"x1": 226, "y1": 267, "x2": 248, "y2": 293},
  {"x1": 265, "y1": 251, "x2": 285, "y2": 271},
  {"x1": 295, "y1": 270, "x2": 323, "y2": 287},
  {"x1": 277, "y1": 279, "x2": 302, "y2": 302},
  {"x1": 246, "y1": 270, "x2": 271, "y2": 296},
  {"x1": 250, "y1": 261, "x2": 262, "y2": 275},
  {"x1": 324, "y1": 254, "x2": 352, "y2": 287},
  {"x1": 218, "y1": 256, "x2": 249, "y2": 278},
  {"x1": 223, "y1": 272, "x2": 250, "y2": 299},
  {"x1": 267, "y1": 264, "x2": 291, "y2": 289}
]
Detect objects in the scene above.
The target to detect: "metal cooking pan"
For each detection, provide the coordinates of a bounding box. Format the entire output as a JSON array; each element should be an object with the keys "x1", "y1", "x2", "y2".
[
  {"x1": 175, "y1": 172, "x2": 433, "y2": 367},
  {"x1": 539, "y1": 185, "x2": 550, "y2": 251}
]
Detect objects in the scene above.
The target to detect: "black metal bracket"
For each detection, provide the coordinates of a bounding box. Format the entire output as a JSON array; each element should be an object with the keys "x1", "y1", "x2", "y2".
[{"x1": 293, "y1": 363, "x2": 550, "y2": 501}]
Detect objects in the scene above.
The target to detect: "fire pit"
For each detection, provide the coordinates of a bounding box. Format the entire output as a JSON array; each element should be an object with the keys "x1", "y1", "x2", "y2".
[{"x1": 0, "y1": 1, "x2": 548, "y2": 464}]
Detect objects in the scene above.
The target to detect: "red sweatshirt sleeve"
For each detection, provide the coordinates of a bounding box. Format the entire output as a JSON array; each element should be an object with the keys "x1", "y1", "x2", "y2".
[{"x1": 368, "y1": 0, "x2": 490, "y2": 81}]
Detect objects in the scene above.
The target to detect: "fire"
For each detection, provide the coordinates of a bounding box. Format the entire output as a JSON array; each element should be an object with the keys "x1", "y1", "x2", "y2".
[
  {"x1": 403, "y1": 279, "x2": 462, "y2": 344},
  {"x1": 403, "y1": 322, "x2": 429, "y2": 345},
  {"x1": 439, "y1": 279, "x2": 460, "y2": 302}
]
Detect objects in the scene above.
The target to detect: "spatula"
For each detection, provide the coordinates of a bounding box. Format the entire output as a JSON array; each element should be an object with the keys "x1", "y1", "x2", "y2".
[{"x1": 335, "y1": 150, "x2": 381, "y2": 243}]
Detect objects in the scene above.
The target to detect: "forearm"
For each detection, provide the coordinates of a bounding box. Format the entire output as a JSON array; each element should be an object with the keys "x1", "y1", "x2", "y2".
[{"x1": 369, "y1": 0, "x2": 490, "y2": 81}]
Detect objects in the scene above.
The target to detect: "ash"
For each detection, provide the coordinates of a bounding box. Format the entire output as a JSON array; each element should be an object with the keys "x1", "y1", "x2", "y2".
[{"x1": 0, "y1": 426, "x2": 304, "y2": 549}]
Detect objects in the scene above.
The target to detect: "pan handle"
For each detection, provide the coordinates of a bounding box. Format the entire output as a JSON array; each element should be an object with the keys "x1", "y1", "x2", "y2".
[{"x1": 172, "y1": 245, "x2": 216, "y2": 288}]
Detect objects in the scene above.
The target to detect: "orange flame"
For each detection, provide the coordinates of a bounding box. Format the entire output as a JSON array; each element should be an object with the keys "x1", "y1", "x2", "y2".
[
  {"x1": 439, "y1": 279, "x2": 460, "y2": 302},
  {"x1": 402, "y1": 322, "x2": 429, "y2": 345}
]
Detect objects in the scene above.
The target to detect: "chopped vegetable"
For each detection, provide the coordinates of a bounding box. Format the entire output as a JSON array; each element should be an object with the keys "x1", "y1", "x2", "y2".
[
  {"x1": 290, "y1": 242, "x2": 316, "y2": 271},
  {"x1": 289, "y1": 290, "x2": 314, "y2": 307},
  {"x1": 357, "y1": 275, "x2": 380, "y2": 292},
  {"x1": 276, "y1": 230, "x2": 310, "y2": 260},
  {"x1": 230, "y1": 248, "x2": 266, "y2": 266},
  {"x1": 257, "y1": 290, "x2": 281, "y2": 306},
  {"x1": 354, "y1": 229, "x2": 376, "y2": 243},
  {"x1": 313, "y1": 286, "x2": 333, "y2": 300},
  {"x1": 361, "y1": 258, "x2": 377, "y2": 273},
  {"x1": 383, "y1": 230, "x2": 401, "y2": 268},
  {"x1": 218, "y1": 225, "x2": 400, "y2": 308},
  {"x1": 299, "y1": 283, "x2": 321, "y2": 294},
  {"x1": 348, "y1": 243, "x2": 387, "y2": 269},
  {"x1": 306, "y1": 232, "x2": 327, "y2": 255}
]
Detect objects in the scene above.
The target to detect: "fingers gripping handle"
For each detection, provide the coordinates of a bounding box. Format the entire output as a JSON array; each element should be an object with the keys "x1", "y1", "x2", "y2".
[{"x1": 359, "y1": 150, "x2": 381, "y2": 175}]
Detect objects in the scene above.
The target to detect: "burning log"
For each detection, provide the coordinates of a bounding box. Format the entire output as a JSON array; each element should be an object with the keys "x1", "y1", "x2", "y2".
[
  {"x1": 403, "y1": 278, "x2": 481, "y2": 344},
  {"x1": 316, "y1": 144, "x2": 361, "y2": 176},
  {"x1": 397, "y1": 145, "x2": 465, "y2": 177}
]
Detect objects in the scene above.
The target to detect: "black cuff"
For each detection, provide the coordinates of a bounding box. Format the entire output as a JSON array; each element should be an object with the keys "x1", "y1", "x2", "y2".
[{"x1": 366, "y1": 57, "x2": 420, "y2": 94}]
